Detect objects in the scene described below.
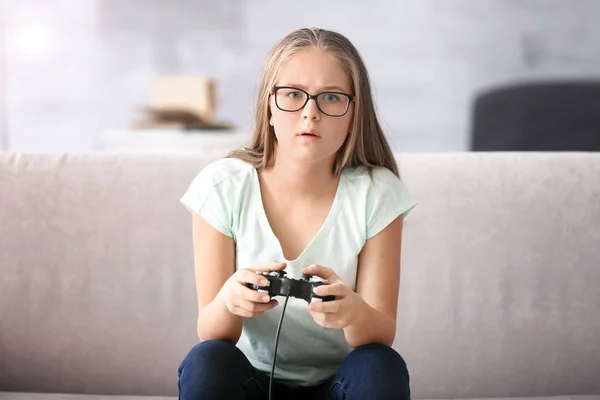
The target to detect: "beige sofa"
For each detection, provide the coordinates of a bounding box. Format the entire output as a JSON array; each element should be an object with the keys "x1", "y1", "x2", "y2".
[{"x1": 1, "y1": 151, "x2": 599, "y2": 400}]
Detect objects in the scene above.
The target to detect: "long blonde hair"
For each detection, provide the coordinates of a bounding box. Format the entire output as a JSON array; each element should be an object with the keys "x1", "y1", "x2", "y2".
[{"x1": 227, "y1": 27, "x2": 399, "y2": 177}]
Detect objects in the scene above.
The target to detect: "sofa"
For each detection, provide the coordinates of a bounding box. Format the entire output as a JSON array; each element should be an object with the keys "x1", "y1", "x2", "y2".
[{"x1": 0, "y1": 151, "x2": 599, "y2": 400}]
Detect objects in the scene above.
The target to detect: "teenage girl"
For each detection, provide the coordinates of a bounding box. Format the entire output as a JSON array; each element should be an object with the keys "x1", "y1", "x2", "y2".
[{"x1": 178, "y1": 27, "x2": 417, "y2": 400}]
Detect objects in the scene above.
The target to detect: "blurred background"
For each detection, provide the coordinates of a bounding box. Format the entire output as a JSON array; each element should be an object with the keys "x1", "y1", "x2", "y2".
[{"x1": 1, "y1": 0, "x2": 599, "y2": 155}]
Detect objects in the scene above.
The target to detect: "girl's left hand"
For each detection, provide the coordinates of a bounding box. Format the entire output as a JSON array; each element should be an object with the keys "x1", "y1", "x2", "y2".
[{"x1": 301, "y1": 264, "x2": 362, "y2": 329}]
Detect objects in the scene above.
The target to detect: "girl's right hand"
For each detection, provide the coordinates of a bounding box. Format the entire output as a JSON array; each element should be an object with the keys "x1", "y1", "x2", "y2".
[{"x1": 220, "y1": 261, "x2": 286, "y2": 318}]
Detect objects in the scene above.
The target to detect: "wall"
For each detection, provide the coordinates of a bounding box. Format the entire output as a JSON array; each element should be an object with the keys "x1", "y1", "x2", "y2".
[
  {"x1": 0, "y1": 0, "x2": 8, "y2": 150},
  {"x1": 3, "y1": 0, "x2": 600, "y2": 153}
]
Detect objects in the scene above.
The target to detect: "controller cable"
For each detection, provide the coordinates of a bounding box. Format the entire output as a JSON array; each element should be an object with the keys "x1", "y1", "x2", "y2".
[{"x1": 269, "y1": 287, "x2": 291, "y2": 400}]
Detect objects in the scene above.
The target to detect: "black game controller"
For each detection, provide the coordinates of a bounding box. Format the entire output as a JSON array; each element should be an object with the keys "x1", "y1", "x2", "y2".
[{"x1": 247, "y1": 271, "x2": 335, "y2": 303}]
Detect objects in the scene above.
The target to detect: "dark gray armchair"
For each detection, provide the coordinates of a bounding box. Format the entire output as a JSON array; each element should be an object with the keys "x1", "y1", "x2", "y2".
[{"x1": 470, "y1": 81, "x2": 600, "y2": 151}]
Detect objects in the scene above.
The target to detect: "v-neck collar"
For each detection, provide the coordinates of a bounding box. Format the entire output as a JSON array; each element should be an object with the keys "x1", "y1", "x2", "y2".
[{"x1": 252, "y1": 168, "x2": 346, "y2": 263}]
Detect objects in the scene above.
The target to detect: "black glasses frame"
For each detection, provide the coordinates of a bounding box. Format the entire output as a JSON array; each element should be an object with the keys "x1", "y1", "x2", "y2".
[{"x1": 271, "y1": 86, "x2": 355, "y2": 117}]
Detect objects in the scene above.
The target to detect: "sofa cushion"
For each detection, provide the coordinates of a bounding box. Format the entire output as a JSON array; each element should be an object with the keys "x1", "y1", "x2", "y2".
[
  {"x1": 1, "y1": 393, "x2": 599, "y2": 400},
  {"x1": 0, "y1": 394, "x2": 175, "y2": 400}
]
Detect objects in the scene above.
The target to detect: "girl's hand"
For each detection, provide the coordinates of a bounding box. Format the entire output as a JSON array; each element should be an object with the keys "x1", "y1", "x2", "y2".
[
  {"x1": 302, "y1": 264, "x2": 362, "y2": 329},
  {"x1": 220, "y1": 261, "x2": 286, "y2": 318}
]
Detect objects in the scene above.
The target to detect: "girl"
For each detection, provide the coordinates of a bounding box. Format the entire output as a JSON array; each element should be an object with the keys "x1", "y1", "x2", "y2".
[{"x1": 178, "y1": 27, "x2": 417, "y2": 400}]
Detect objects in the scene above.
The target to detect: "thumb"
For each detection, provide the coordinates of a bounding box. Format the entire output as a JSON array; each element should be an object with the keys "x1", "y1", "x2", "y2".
[{"x1": 302, "y1": 264, "x2": 341, "y2": 283}]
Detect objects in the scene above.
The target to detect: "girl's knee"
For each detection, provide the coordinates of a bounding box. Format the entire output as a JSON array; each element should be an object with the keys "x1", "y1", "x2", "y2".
[
  {"x1": 179, "y1": 340, "x2": 243, "y2": 372},
  {"x1": 347, "y1": 343, "x2": 409, "y2": 375},
  {"x1": 190, "y1": 339, "x2": 240, "y2": 357},
  {"x1": 178, "y1": 340, "x2": 261, "y2": 399},
  {"x1": 336, "y1": 344, "x2": 410, "y2": 399}
]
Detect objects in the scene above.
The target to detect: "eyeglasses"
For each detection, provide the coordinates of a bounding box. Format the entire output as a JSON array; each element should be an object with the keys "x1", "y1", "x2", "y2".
[{"x1": 271, "y1": 86, "x2": 354, "y2": 117}]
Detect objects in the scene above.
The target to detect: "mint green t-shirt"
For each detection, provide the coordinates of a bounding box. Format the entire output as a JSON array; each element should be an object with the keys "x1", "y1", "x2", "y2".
[{"x1": 180, "y1": 157, "x2": 417, "y2": 386}]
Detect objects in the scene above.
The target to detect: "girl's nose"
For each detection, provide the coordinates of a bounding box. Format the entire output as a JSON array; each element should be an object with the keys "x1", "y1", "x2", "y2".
[{"x1": 301, "y1": 98, "x2": 321, "y2": 120}]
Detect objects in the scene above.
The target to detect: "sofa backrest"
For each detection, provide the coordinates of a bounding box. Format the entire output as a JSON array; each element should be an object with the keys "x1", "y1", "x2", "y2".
[{"x1": 1, "y1": 152, "x2": 599, "y2": 398}]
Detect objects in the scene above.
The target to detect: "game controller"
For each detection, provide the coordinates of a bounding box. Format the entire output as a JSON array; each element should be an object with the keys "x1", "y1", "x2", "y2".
[{"x1": 247, "y1": 271, "x2": 335, "y2": 303}]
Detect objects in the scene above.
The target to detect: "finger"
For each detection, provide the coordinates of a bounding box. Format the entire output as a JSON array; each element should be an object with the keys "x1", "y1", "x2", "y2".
[
  {"x1": 312, "y1": 282, "x2": 347, "y2": 297},
  {"x1": 309, "y1": 310, "x2": 325, "y2": 325},
  {"x1": 309, "y1": 310, "x2": 343, "y2": 329},
  {"x1": 233, "y1": 306, "x2": 273, "y2": 319},
  {"x1": 251, "y1": 261, "x2": 287, "y2": 272},
  {"x1": 232, "y1": 306, "x2": 255, "y2": 318},
  {"x1": 308, "y1": 299, "x2": 341, "y2": 314},
  {"x1": 237, "y1": 269, "x2": 271, "y2": 287},
  {"x1": 239, "y1": 284, "x2": 273, "y2": 304},
  {"x1": 237, "y1": 298, "x2": 278, "y2": 314},
  {"x1": 301, "y1": 264, "x2": 341, "y2": 283}
]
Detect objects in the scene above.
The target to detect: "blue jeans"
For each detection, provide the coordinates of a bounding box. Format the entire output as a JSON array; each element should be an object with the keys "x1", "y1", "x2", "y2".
[{"x1": 178, "y1": 339, "x2": 411, "y2": 399}]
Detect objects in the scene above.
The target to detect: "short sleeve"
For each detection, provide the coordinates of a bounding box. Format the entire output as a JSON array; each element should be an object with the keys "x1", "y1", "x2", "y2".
[
  {"x1": 180, "y1": 163, "x2": 234, "y2": 238},
  {"x1": 365, "y1": 167, "x2": 418, "y2": 239}
]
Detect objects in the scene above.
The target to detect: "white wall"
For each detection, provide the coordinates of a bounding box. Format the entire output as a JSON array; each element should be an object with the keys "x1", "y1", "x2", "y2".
[
  {"x1": 3, "y1": 0, "x2": 600, "y2": 153},
  {"x1": 0, "y1": 0, "x2": 8, "y2": 150}
]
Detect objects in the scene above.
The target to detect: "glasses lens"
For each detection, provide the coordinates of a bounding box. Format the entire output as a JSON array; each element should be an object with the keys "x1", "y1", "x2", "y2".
[
  {"x1": 275, "y1": 88, "x2": 308, "y2": 111},
  {"x1": 317, "y1": 93, "x2": 349, "y2": 116}
]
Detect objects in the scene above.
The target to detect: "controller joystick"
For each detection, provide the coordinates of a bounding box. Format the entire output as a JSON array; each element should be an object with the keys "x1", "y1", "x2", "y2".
[{"x1": 247, "y1": 270, "x2": 335, "y2": 303}]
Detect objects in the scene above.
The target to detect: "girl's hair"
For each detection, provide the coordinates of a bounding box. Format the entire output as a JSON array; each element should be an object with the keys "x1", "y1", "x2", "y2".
[{"x1": 226, "y1": 27, "x2": 400, "y2": 177}]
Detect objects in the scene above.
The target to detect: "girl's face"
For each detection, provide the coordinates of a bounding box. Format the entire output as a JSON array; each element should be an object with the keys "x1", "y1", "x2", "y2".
[{"x1": 269, "y1": 49, "x2": 354, "y2": 166}]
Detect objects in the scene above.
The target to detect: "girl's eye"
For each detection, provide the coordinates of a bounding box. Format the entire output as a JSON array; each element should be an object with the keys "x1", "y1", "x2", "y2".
[
  {"x1": 323, "y1": 93, "x2": 339, "y2": 102},
  {"x1": 288, "y1": 91, "x2": 302, "y2": 98}
]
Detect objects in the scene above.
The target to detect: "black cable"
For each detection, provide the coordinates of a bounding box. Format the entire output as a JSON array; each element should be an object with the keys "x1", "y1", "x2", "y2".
[{"x1": 269, "y1": 289, "x2": 291, "y2": 400}]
